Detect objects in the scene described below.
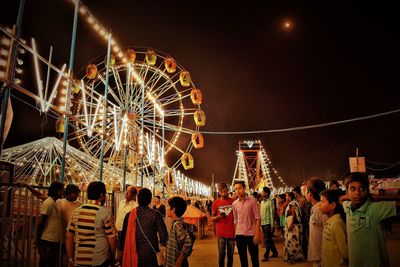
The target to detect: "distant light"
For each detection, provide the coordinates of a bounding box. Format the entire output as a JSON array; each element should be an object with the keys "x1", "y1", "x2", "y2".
[{"x1": 283, "y1": 20, "x2": 293, "y2": 31}]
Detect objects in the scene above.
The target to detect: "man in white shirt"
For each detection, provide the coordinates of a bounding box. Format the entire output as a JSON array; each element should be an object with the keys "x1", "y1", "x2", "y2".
[
  {"x1": 115, "y1": 186, "x2": 138, "y2": 234},
  {"x1": 57, "y1": 184, "x2": 82, "y2": 266},
  {"x1": 57, "y1": 184, "x2": 82, "y2": 239},
  {"x1": 36, "y1": 181, "x2": 65, "y2": 267},
  {"x1": 21, "y1": 182, "x2": 82, "y2": 266}
]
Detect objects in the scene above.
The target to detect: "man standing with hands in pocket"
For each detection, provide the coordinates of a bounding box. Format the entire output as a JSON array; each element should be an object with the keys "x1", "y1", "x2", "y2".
[{"x1": 232, "y1": 181, "x2": 261, "y2": 267}]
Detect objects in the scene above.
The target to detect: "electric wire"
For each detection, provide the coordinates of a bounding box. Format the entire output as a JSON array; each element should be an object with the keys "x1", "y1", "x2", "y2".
[
  {"x1": 366, "y1": 160, "x2": 400, "y2": 171},
  {"x1": 200, "y1": 108, "x2": 400, "y2": 135}
]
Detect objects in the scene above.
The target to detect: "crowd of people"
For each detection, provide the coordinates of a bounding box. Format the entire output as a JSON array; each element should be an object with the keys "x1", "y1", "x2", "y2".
[
  {"x1": 16, "y1": 171, "x2": 399, "y2": 267},
  {"x1": 211, "y1": 173, "x2": 399, "y2": 267},
  {"x1": 20, "y1": 181, "x2": 196, "y2": 267}
]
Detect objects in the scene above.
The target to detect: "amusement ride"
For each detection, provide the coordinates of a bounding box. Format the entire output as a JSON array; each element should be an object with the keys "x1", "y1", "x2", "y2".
[{"x1": 0, "y1": 0, "x2": 210, "y2": 197}]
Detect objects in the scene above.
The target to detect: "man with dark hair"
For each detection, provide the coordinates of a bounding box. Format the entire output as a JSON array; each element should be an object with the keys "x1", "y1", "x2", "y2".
[
  {"x1": 306, "y1": 178, "x2": 327, "y2": 267},
  {"x1": 57, "y1": 184, "x2": 82, "y2": 266},
  {"x1": 58, "y1": 184, "x2": 82, "y2": 231},
  {"x1": 260, "y1": 186, "x2": 278, "y2": 262},
  {"x1": 342, "y1": 172, "x2": 397, "y2": 267},
  {"x1": 329, "y1": 179, "x2": 340, "y2": 189},
  {"x1": 86, "y1": 180, "x2": 107, "y2": 201},
  {"x1": 116, "y1": 186, "x2": 138, "y2": 235},
  {"x1": 212, "y1": 182, "x2": 235, "y2": 267},
  {"x1": 153, "y1": 195, "x2": 166, "y2": 218},
  {"x1": 118, "y1": 188, "x2": 168, "y2": 266},
  {"x1": 232, "y1": 180, "x2": 261, "y2": 267},
  {"x1": 66, "y1": 181, "x2": 117, "y2": 267},
  {"x1": 166, "y1": 196, "x2": 196, "y2": 267},
  {"x1": 36, "y1": 181, "x2": 64, "y2": 267},
  {"x1": 252, "y1": 191, "x2": 260, "y2": 201}
]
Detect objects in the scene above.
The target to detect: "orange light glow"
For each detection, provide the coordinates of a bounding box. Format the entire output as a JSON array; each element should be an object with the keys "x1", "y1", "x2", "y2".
[{"x1": 283, "y1": 20, "x2": 293, "y2": 31}]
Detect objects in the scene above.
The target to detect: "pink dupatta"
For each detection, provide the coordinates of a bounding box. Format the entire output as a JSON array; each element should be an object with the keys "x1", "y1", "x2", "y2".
[{"x1": 122, "y1": 209, "x2": 138, "y2": 267}]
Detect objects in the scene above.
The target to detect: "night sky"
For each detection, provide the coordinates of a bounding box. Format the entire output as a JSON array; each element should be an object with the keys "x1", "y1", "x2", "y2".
[{"x1": 1, "y1": 0, "x2": 400, "y2": 187}]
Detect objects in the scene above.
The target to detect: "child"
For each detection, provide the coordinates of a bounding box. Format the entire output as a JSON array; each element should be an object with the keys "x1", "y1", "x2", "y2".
[
  {"x1": 165, "y1": 197, "x2": 196, "y2": 267},
  {"x1": 342, "y1": 172, "x2": 397, "y2": 267},
  {"x1": 319, "y1": 189, "x2": 348, "y2": 267}
]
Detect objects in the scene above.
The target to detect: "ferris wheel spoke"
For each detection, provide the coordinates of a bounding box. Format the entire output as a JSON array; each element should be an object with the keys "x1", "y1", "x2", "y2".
[
  {"x1": 144, "y1": 67, "x2": 164, "y2": 90},
  {"x1": 97, "y1": 75, "x2": 124, "y2": 107},
  {"x1": 161, "y1": 109, "x2": 195, "y2": 117},
  {"x1": 104, "y1": 142, "x2": 116, "y2": 157},
  {"x1": 162, "y1": 123, "x2": 195, "y2": 135},
  {"x1": 129, "y1": 87, "x2": 142, "y2": 112},
  {"x1": 142, "y1": 124, "x2": 184, "y2": 154},
  {"x1": 126, "y1": 67, "x2": 142, "y2": 110},
  {"x1": 112, "y1": 67, "x2": 126, "y2": 103},
  {"x1": 128, "y1": 78, "x2": 145, "y2": 112},
  {"x1": 158, "y1": 93, "x2": 187, "y2": 108},
  {"x1": 84, "y1": 136, "x2": 104, "y2": 154},
  {"x1": 154, "y1": 78, "x2": 181, "y2": 98},
  {"x1": 141, "y1": 117, "x2": 164, "y2": 129}
]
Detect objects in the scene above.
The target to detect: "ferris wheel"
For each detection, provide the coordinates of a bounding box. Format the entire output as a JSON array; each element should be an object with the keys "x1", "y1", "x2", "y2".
[{"x1": 63, "y1": 47, "x2": 206, "y2": 179}]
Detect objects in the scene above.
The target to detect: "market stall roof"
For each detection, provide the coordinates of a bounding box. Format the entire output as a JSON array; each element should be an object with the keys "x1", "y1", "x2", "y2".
[{"x1": 183, "y1": 204, "x2": 206, "y2": 218}]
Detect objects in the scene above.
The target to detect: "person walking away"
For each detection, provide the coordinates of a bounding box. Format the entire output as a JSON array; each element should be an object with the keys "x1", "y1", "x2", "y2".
[
  {"x1": 342, "y1": 172, "x2": 398, "y2": 267},
  {"x1": 319, "y1": 189, "x2": 348, "y2": 267},
  {"x1": 283, "y1": 191, "x2": 304, "y2": 264},
  {"x1": 305, "y1": 178, "x2": 327, "y2": 267},
  {"x1": 232, "y1": 181, "x2": 261, "y2": 267},
  {"x1": 36, "y1": 181, "x2": 64, "y2": 267},
  {"x1": 165, "y1": 196, "x2": 196, "y2": 267},
  {"x1": 118, "y1": 188, "x2": 168, "y2": 267},
  {"x1": 115, "y1": 186, "x2": 138, "y2": 239},
  {"x1": 66, "y1": 181, "x2": 117, "y2": 267},
  {"x1": 211, "y1": 182, "x2": 235, "y2": 267},
  {"x1": 153, "y1": 195, "x2": 166, "y2": 218},
  {"x1": 260, "y1": 186, "x2": 278, "y2": 262}
]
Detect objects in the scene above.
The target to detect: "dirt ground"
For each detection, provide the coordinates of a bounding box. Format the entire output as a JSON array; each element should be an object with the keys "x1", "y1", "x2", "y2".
[{"x1": 189, "y1": 223, "x2": 400, "y2": 267}]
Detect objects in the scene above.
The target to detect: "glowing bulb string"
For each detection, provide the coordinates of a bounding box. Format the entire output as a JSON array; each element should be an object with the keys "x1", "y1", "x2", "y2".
[{"x1": 200, "y1": 108, "x2": 400, "y2": 135}]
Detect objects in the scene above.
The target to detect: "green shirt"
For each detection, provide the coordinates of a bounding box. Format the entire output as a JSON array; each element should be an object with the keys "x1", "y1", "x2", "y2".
[
  {"x1": 322, "y1": 214, "x2": 348, "y2": 267},
  {"x1": 260, "y1": 198, "x2": 275, "y2": 226},
  {"x1": 343, "y1": 199, "x2": 396, "y2": 267}
]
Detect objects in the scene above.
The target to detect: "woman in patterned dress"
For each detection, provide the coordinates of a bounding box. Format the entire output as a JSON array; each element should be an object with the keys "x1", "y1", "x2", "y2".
[{"x1": 283, "y1": 191, "x2": 304, "y2": 264}]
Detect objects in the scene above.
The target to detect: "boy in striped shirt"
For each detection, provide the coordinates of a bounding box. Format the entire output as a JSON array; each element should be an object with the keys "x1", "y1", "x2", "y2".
[{"x1": 66, "y1": 181, "x2": 117, "y2": 267}]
